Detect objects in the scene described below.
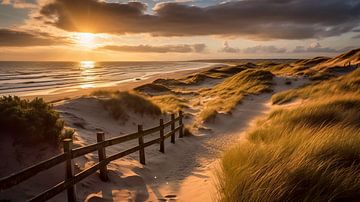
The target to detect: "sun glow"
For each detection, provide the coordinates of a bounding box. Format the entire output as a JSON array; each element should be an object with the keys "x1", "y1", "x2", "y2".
[
  {"x1": 79, "y1": 61, "x2": 96, "y2": 88},
  {"x1": 80, "y1": 60, "x2": 95, "y2": 69},
  {"x1": 75, "y1": 33, "x2": 97, "y2": 49}
]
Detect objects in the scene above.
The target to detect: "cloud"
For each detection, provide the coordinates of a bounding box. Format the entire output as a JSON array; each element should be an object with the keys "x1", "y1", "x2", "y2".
[
  {"x1": 37, "y1": 0, "x2": 360, "y2": 39},
  {"x1": 293, "y1": 42, "x2": 354, "y2": 53},
  {"x1": 243, "y1": 45, "x2": 287, "y2": 54},
  {"x1": 98, "y1": 44, "x2": 206, "y2": 53},
  {"x1": 0, "y1": 29, "x2": 69, "y2": 47},
  {"x1": 220, "y1": 41, "x2": 240, "y2": 53},
  {"x1": 220, "y1": 42, "x2": 287, "y2": 54},
  {"x1": 1, "y1": 0, "x2": 37, "y2": 9},
  {"x1": 293, "y1": 42, "x2": 336, "y2": 53}
]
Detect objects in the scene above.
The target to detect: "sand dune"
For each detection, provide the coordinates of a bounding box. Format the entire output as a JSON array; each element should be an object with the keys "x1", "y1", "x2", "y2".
[{"x1": 1, "y1": 49, "x2": 359, "y2": 201}]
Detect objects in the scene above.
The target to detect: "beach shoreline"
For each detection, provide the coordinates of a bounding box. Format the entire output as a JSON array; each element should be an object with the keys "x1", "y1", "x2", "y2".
[{"x1": 19, "y1": 63, "x2": 221, "y2": 102}]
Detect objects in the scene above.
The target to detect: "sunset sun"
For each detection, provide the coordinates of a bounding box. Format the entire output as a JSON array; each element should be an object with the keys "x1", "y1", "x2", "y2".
[{"x1": 75, "y1": 32, "x2": 96, "y2": 48}]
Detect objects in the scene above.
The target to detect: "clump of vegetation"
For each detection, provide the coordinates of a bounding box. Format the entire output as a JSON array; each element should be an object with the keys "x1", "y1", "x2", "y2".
[
  {"x1": 284, "y1": 80, "x2": 292, "y2": 85},
  {"x1": 134, "y1": 83, "x2": 172, "y2": 95},
  {"x1": 91, "y1": 89, "x2": 117, "y2": 97},
  {"x1": 61, "y1": 128, "x2": 75, "y2": 140},
  {"x1": 149, "y1": 94, "x2": 188, "y2": 113},
  {"x1": 200, "y1": 69, "x2": 274, "y2": 122},
  {"x1": 181, "y1": 73, "x2": 222, "y2": 84},
  {"x1": 199, "y1": 106, "x2": 218, "y2": 123},
  {"x1": 272, "y1": 68, "x2": 360, "y2": 104},
  {"x1": 153, "y1": 78, "x2": 186, "y2": 86},
  {"x1": 217, "y1": 96, "x2": 360, "y2": 201},
  {"x1": 0, "y1": 96, "x2": 64, "y2": 145},
  {"x1": 102, "y1": 91, "x2": 161, "y2": 120}
]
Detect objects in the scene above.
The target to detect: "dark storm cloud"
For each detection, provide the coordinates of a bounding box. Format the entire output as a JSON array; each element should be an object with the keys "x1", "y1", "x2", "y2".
[
  {"x1": 38, "y1": 0, "x2": 360, "y2": 39},
  {"x1": 0, "y1": 29, "x2": 68, "y2": 47},
  {"x1": 99, "y1": 44, "x2": 206, "y2": 53}
]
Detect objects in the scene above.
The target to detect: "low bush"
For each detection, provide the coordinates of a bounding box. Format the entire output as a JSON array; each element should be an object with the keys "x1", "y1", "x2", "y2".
[{"x1": 0, "y1": 96, "x2": 64, "y2": 145}]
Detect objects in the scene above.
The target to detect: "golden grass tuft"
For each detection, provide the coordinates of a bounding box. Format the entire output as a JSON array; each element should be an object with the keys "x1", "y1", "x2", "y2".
[
  {"x1": 134, "y1": 83, "x2": 171, "y2": 94},
  {"x1": 149, "y1": 94, "x2": 188, "y2": 113},
  {"x1": 102, "y1": 91, "x2": 161, "y2": 121},
  {"x1": 200, "y1": 69, "x2": 274, "y2": 122},
  {"x1": 272, "y1": 68, "x2": 360, "y2": 104},
  {"x1": 217, "y1": 80, "x2": 360, "y2": 201}
]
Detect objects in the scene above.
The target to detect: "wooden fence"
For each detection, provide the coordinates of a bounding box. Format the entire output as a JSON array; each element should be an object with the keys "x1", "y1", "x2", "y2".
[{"x1": 0, "y1": 111, "x2": 184, "y2": 202}]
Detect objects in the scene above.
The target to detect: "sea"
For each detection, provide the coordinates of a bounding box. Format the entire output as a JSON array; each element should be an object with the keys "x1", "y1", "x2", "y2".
[{"x1": 0, "y1": 61, "x2": 216, "y2": 96}]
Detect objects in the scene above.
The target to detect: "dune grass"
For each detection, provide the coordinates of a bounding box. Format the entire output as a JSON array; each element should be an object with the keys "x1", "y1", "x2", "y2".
[
  {"x1": 102, "y1": 91, "x2": 161, "y2": 121},
  {"x1": 217, "y1": 84, "x2": 360, "y2": 200},
  {"x1": 149, "y1": 94, "x2": 188, "y2": 113},
  {"x1": 200, "y1": 69, "x2": 274, "y2": 122},
  {"x1": 0, "y1": 96, "x2": 64, "y2": 145},
  {"x1": 272, "y1": 68, "x2": 360, "y2": 104},
  {"x1": 134, "y1": 83, "x2": 172, "y2": 95}
]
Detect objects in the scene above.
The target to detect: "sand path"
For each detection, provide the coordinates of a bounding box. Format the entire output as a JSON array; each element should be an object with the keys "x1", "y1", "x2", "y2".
[
  {"x1": 136, "y1": 77, "x2": 305, "y2": 201},
  {"x1": 77, "y1": 77, "x2": 306, "y2": 202}
]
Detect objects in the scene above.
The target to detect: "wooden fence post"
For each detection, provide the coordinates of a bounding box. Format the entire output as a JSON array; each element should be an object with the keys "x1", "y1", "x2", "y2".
[
  {"x1": 138, "y1": 125, "x2": 146, "y2": 165},
  {"x1": 171, "y1": 114, "x2": 175, "y2": 144},
  {"x1": 179, "y1": 110, "x2": 184, "y2": 138},
  {"x1": 96, "y1": 132, "x2": 108, "y2": 181},
  {"x1": 159, "y1": 118, "x2": 165, "y2": 153},
  {"x1": 63, "y1": 139, "x2": 76, "y2": 202}
]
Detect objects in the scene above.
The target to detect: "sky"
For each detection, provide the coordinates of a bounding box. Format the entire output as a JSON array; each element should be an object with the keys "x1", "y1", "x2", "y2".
[{"x1": 0, "y1": 0, "x2": 359, "y2": 61}]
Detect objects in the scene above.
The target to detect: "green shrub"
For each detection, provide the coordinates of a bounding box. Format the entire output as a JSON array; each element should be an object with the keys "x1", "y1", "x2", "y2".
[{"x1": 0, "y1": 96, "x2": 64, "y2": 145}]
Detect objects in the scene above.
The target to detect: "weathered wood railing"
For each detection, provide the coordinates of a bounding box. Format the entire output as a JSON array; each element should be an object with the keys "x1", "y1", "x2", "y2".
[{"x1": 0, "y1": 111, "x2": 184, "y2": 202}]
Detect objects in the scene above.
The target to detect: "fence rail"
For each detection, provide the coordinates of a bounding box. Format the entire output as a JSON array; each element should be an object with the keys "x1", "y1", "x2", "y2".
[{"x1": 0, "y1": 111, "x2": 184, "y2": 202}]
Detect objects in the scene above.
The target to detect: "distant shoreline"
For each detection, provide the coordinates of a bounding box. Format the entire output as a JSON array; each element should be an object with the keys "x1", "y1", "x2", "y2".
[{"x1": 22, "y1": 63, "x2": 221, "y2": 102}]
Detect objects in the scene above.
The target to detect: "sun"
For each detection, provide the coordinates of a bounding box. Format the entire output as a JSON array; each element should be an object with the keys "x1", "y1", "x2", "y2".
[{"x1": 75, "y1": 33, "x2": 96, "y2": 49}]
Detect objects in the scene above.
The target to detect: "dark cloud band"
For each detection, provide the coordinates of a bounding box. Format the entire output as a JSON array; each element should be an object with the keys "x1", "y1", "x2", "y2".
[
  {"x1": 98, "y1": 44, "x2": 206, "y2": 53},
  {"x1": 38, "y1": 0, "x2": 360, "y2": 39},
  {"x1": 0, "y1": 29, "x2": 68, "y2": 47}
]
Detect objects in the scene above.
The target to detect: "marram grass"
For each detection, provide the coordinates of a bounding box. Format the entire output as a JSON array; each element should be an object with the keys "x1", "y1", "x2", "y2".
[{"x1": 217, "y1": 96, "x2": 360, "y2": 202}]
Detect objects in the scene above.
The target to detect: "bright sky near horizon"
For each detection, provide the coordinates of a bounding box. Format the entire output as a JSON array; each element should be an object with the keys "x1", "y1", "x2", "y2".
[{"x1": 0, "y1": 0, "x2": 360, "y2": 61}]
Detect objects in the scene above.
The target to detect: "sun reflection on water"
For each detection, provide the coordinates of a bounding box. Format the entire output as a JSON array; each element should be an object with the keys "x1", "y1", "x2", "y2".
[
  {"x1": 80, "y1": 61, "x2": 96, "y2": 89},
  {"x1": 80, "y1": 61, "x2": 95, "y2": 69}
]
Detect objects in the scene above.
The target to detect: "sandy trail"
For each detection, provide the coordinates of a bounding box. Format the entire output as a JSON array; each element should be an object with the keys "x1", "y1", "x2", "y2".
[
  {"x1": 73, "y1": 76, "x2": 306, "y2": 202},
  {"x1": 58, "y1": 76, "x2": 307, "y2": 202},
  {"x1": 140, "y1": 77, "x2": 307, "y2": 201}
]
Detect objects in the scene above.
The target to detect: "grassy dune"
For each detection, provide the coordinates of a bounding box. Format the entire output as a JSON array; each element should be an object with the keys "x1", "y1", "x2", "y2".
[
  {"x1": 217, "y1": 69, "x2": 360, "y2": 201},
  {"x1": 149, "y1": 94, "x2": 188, "y2": 113},
  {"x1": 93, "y1": 91, "x2": 161, "y2": 121},
  {"x1": 200, "y1": 69, "x2": 274, "y2": 122},
  {"x1": 272, "y1": 67, "x2": 360, "y2": 104}
]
